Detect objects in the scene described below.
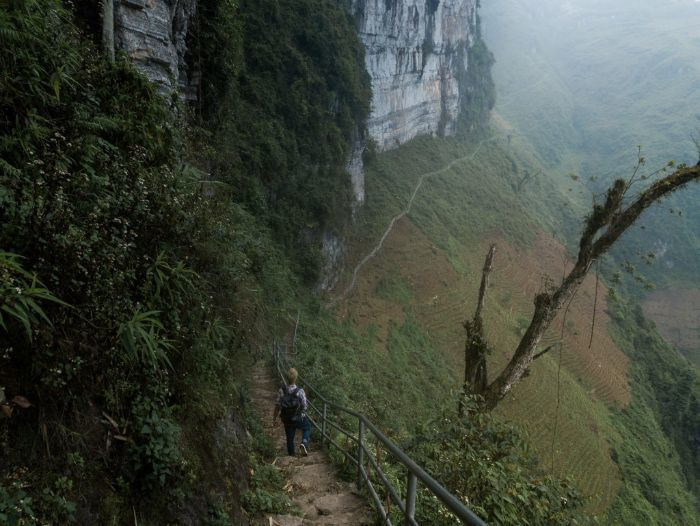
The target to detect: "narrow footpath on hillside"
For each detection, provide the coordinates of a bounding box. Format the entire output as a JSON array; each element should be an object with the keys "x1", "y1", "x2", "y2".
[
  {"x1": 327, "y1": 76, "x2": 551, "y2": 309},
  {"x1": 250, "y1": 362, "x2": 373, "y2": 525},
  {"x1": 328, "y1": 135, "x2": 497, "y2": 307}
]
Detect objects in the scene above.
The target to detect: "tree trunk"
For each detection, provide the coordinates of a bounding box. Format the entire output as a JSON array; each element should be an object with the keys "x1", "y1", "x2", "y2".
[
  {"x1": 475, "y1": 163, "x2": 700, "y2": 410},
  {"x1": 460, "y1": 245, "x2": 495, "y2": 415}
]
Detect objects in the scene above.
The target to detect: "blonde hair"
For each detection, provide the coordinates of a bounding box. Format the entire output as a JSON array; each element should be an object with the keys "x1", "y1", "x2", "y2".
[{"x1": 287, "y1": 367, "x2": 298, "y2": 385}]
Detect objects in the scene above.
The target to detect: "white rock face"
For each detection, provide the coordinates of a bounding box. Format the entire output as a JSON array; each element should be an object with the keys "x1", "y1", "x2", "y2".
[
  {"x1": 350, "y1": 0, "x2": 477, "y2": 150},
  {"x1": 114, "y1": 0, "x2": 197, "y2": 97},
  {"x1": 347, "y1": 128, "x2": 366, "y2": 207},
  {"x1": 317, "y1": 231, "x2": 346, "y2": 293}
]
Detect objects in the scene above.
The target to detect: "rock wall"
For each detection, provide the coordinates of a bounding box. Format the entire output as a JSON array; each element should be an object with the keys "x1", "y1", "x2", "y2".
[
  {"x1": 350, "y1": 0, "x2": 477, "y2": 150},
  {"x1": 347, "y1": 127, "x2": 366, "y2": 206},
  {"x1": 112, "y1": 0, "x2": 197, "y2": 98}
]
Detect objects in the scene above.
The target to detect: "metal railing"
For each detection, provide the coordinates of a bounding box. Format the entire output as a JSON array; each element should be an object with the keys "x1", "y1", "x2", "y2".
[{"x1": 273, "y1": 345, "x2": 487, "y2": 526}]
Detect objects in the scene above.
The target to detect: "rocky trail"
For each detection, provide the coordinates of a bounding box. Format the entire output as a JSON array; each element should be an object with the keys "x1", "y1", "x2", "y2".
[{"x1": 250, "y1": 362, "x2": 374, "y2": 525}]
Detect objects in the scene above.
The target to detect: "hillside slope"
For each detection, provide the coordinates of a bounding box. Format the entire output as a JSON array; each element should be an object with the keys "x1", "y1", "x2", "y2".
[
  {"x1": 481, "y1": 0, "x2": 700, "y2": 367},
  {"x1": 0, "y1": 0, "x2": 369, "y2": 522},
  {"x1": 319, "y1": 130, "x2": 700, "y2": 523}
]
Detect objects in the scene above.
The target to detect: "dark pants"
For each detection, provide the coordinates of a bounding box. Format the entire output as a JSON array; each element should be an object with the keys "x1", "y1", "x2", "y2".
[{"x1": 284, "y1": 417, "x2": 311, "y2": 455}]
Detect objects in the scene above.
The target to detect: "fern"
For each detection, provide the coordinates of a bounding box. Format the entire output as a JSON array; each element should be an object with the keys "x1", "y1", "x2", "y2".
[
  {"x1": 0, "y1": 26, "x2": 21, "y2": 44},
  {"x1": 0, "y1": 158, "x2": 21, "y2": 177}
]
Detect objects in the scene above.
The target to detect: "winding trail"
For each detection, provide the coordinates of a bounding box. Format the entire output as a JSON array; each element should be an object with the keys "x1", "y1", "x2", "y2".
[
  {"x1": 329, "y1": 135, "x2": 497, "y2": 307},
  {"x1": 327, "y1": 73, "x2": 556, "y2": 308}
]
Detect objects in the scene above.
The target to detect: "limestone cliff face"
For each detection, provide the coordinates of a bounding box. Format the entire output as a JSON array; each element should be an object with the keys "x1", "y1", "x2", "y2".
[
  {"x1": 350, "y1": 0, "x2": 477, "y2": 150},
  {"x1": 113, "y1": 0, "x2": 197, "y2": 97}
]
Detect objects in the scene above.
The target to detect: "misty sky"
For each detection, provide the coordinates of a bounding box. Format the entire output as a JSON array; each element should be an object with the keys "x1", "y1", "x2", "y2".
[{"x1": 481, "y1": 0, "x2": 700, "y2": 168}]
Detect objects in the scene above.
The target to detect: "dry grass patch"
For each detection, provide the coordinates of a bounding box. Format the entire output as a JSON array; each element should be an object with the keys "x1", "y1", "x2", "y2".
[{"x1": 643, "y1": 287, "x2": 700, "y2": 369}]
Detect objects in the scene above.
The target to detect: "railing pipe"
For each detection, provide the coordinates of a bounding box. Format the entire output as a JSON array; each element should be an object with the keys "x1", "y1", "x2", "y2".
[
  {"x1": 272, "y1": 345, "x2": 486, "y2": 526},
  {"x1": 358, "y1": 419, "x2": 365, "y2": 487},
  {"x1": 322, "y1": 402, "x2": 328, "y2": 445},
  {"x1": 361, "y1": 464, "x2": 393, "y2": 526},
  {"x1": 364, "y1": 444, "x2": 406, "y2": 514},
  {"x1": 406, "y1": 472, "x2": 417, "y2": 526}
]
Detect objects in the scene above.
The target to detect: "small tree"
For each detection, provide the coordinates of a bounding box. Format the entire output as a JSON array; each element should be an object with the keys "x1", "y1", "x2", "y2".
[{"x1": 463, "y1": 160, "x2": 700, "y2": 409}]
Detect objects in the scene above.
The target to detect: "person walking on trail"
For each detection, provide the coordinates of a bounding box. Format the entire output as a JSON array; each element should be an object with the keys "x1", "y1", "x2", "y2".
[{"x1": 273, "y1": 367, "x2": 311, "y2": 456}]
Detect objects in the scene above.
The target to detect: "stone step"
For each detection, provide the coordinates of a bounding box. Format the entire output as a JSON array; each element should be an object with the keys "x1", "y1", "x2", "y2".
[{"x1": 250, "y1": 362, "x2": 374, "y2": 526}]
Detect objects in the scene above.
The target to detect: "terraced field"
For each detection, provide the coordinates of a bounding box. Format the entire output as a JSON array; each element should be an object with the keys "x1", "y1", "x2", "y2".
[
  {"x1": 336, "y1": 208, "x2": 626, "y2": 512},
  {"x1": 643, "y1": 287, "x2": 700, "y2": 369}
]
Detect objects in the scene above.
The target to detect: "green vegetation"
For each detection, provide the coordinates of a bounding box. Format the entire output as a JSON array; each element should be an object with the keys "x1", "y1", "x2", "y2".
[
  {"x1": 3, "y1": 0, "x2": 696, "y2": 523},
  {"x1": 476, "y1": 3, "x2": 700, "y2": 519},
  {"x1": 279, "y1": 133, "x2": 612, "y2": 522},
  {"x1": 192, "y1": 0, "x2": 371, "y2": 282},
  {"x1": 241, "y1": 412, "x2": 298, "y2": 517},
  {"x1": 0, "y1": 0, "x2": 367, "y2": 522},
  {"x1": 0, "y1": 252, "x2": 67, "y2": 340},
  {"x1": 606, "y1": 300, "x2": 700, "y2": 523},
  {"x1": 458, "y1": 10, "x2": 496, "y2": 133},
  {"x1": 407, "y1": 399, "x2": 590, "y2": 525},
  {"x1": 315, "y1": 123, "x2": 699, "y2": 523},
  {"x1": 286, "y1": 302, "x2": 593, "y2": 524},
  {"x1": 0, "y1": 1, "x2": 258, "y2": 521}
]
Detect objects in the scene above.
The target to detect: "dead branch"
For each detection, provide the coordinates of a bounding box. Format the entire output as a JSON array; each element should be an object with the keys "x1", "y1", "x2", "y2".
[
  {"x1": 459, "y1": 244, "x2": 496, "y2": 416},
  {"x1": 532, "y1": 344, "x2": 556, "y2": 361},
  {"x1": 474, "y1": 244, "x2": 496, "y2": 323},
  {"x1": 476, "y1": 162, "x2": 700, "y2": 409}
]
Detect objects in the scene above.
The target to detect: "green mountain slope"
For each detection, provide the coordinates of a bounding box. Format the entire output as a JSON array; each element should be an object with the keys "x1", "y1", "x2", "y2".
[
  {"x1": 481, "y1": 0, "x2": 700, "y2": 366},
  {"x1": 318, "y1": 127, "x2": 699, "y2": 522},
  {"x1": 2, "y1": 0, "x2": 698, "y2": 523},
  {"x1": 0, "y1": 0, "x2": 369, "y2": 522}
]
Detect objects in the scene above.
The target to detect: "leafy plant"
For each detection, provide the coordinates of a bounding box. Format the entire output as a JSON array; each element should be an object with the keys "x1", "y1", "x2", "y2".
[
  {"x1": 0, "y1": 251, "x2": 67, "y2": 340},
  {"x1": 128, "y1": 391, "x2": 184, "y2": 492},
  {"x1": 241, "y1": 459, "x2": 296, "y2": 515},
  {"x1": 145, "y1": 252, "x2": 198, "y2": 307},
  {"x1": 118, "y1": 309, "x2": 174, "y2": 370},
  {"x1": 0, "y1": 483, "x2": 35, "y2": 526},
  {"x1": 191, "y1": 0, "x2": 371, "y2": 281},
  {"x1": 37, "y1": 476, "x2": 77, "y2": 524},
  {"x1": 405, "y1": 397, "x2": 593, "y2": 525}
]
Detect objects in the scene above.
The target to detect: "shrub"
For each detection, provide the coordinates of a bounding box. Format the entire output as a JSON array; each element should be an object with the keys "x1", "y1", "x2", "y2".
[{"x1": 405, "y1": 397, "x2": 593, "y2": 525}]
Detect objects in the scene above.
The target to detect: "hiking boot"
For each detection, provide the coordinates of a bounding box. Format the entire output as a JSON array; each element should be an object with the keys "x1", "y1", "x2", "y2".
[{"x1": 300, "y1": 442, "x2": 308, "y2": 456}]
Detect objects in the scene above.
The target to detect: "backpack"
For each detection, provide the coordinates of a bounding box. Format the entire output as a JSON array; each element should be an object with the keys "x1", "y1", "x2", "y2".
[{"x1": 279, "y1": 386, "x2": 302, "y2": 425}]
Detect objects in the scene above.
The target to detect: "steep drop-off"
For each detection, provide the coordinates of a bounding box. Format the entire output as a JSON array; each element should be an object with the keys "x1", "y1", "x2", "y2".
[
  {"x1": 350, "y1": 0, "x2": 481, "y2": 150},
  {"x1": 95, "y1": 0, "x2": 198, "y2": 96}
]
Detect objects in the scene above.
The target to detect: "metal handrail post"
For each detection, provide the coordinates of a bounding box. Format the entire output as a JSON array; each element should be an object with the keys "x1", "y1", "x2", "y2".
[
  {"x1": 358, "y1": 419, "x2": 365, "y2": 488},
  {"x1": 322, "y1": 402, "x2": 328, "y2": 444},
  {"x1": 405, "y1": 472, "x2": 417, "y2": 525},
  {"x1": 273, "y1": 345, "x2": 486, "y2": 526}
]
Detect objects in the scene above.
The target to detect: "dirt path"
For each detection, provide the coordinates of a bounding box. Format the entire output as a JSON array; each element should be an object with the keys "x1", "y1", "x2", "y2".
[
  {"x1": 328, "y1": 135, "x2": 497, "y2": 308},
  {"x1": 250, "y1": 362, "x2": 373, "y2": 525}
]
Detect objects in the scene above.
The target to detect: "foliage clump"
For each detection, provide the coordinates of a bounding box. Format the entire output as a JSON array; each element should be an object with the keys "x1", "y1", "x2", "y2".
[
  {"x1": 458, "y1": 12, "x2": 496, "y2": 133},
  {"x1": 190, "y1": 0, "x2": 371, "y2": 281},
  {"x1": 605, "y1": 301, "x2": 700, "y2": 524},
  {"x1": 0, "y1": 0, "x2": 372, "y2": 520},
  {"x1": 0, "y1": 1, "x2": 273, "y2": 521},
  {"x1": 406, "y1": 397, "x2": 592, "y2": 525}
]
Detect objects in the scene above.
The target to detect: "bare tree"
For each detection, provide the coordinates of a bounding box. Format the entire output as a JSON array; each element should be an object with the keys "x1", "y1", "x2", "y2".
[
  {"x1": 462, "y1": 162, "x2": 700, "y2": 410},
  {"x1": 459, "y1": 244, "x2": 495, "y2": 416}
]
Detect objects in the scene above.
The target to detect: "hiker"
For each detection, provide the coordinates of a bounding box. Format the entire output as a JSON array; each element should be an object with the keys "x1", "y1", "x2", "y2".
[{"x1": 273, "y1": 367, "x2": 311, "y2": 456}]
